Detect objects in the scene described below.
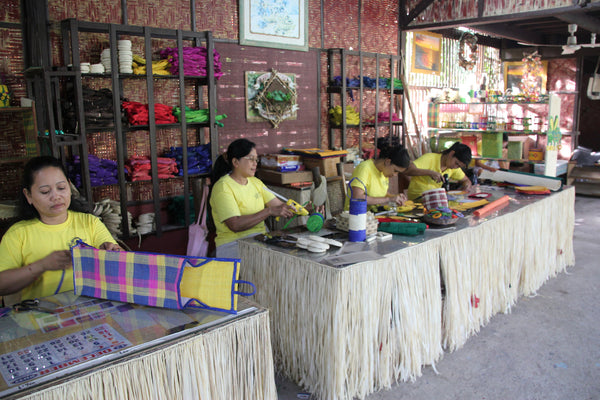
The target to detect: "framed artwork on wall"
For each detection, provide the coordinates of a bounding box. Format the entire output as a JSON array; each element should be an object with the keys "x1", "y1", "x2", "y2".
[
  {"x1": 245, "y1": 71, "x2": 298, "y2": 127},
  {"x1": 411, "y1": 31, "x2": 442, "y2": 75},
  {"x1": 503, "y1": 61, "x2": 548, "y2": 94},
  {"x1": 239, "y1": 0, "x2": 308, "y2": 52}
]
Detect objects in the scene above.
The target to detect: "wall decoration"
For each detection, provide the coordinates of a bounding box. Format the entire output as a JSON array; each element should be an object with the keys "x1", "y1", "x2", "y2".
[
  {"x1": 504, "y1": 60, "x2": 548, "y2": 95},
  {"x1": 239, "y1": 0, "x2": 308, "y2": 52},
  {"x1": 245, "y1": 70, "x2": 298, "y2": 128},
  {"x1": 458, "y1": 32, "x2": 478, "y2": 70},
  {"x1": 412, "y1": 31, "x2": 442, "y2": 75}
]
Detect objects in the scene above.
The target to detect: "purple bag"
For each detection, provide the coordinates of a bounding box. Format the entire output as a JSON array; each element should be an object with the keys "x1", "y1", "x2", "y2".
[{"x1": 187, "y1": 184, "x2": 209, "y2": 257}]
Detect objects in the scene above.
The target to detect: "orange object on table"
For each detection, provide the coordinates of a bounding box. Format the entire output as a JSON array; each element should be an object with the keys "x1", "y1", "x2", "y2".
[{"x1": 473, "y1": 195, "x2": 510, "y2": 218}]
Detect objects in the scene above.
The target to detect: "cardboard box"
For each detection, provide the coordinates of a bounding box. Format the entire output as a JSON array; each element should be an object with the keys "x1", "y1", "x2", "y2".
[
  {"x1": 259, "y1": 154, "x2": 302, "y2": 170},
  {"x1": 302, "y1": 156, "x2": 341, "y2": 177},
  {"x1": 256, "y1": 168, "x2": 313, "y2": 185}
]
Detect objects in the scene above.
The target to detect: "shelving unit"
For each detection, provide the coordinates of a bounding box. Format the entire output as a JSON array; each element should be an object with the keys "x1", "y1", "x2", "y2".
[
  {"x1": 0, "y1": 106, "x2": 39, "y2": 206},
  {"x1": 26, "y1": 19, "x2": 219, "y2": 239},
  {"x1": 326, "y1": 48, "x2": 406, "y2": 154},
  {"x1": 427, "y1": 95, "x2": 573, "y2": 167}
]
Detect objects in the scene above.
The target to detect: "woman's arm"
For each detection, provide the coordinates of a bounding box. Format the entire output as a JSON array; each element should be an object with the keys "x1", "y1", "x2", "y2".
[
  {"x1": 351, "y1": 187, "x2": 406, "y2": 206},
  {"x1": 0, "y1": 250, "x2": 71, "y2": 296},
  {"x1": 223, "y1": 198, "x2": 293, "y2": 233},
  {"x1": 403, "y1": 162, "x2": 443, "y2": 182}
]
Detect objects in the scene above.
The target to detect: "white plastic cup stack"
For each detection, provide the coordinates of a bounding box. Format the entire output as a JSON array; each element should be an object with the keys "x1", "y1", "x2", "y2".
[
  {"x1": 101, "y1": 48, "x2": 112, "y2": 73},
  {"x1": 80, "y1": 62, "x2": 90, "y2": 74},
  {"x1": 118, "y1": 39, "x2": 133, "y2": 74}
]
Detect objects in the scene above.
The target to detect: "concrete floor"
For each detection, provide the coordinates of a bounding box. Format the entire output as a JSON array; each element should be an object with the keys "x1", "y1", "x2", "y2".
[{"x1": 276, "y1": 194, "x2": 600, "y2": 400}]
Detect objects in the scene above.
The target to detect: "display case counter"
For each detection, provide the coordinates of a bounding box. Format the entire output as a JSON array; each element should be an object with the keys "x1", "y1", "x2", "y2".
[{"x1": 0, "y1": 294, "x2": 276, "y2": 400}]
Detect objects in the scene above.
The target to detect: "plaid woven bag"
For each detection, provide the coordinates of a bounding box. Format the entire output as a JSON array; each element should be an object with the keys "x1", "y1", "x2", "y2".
[{"x1": 70, "y1": 240, "x2": 255, "y2": 314}]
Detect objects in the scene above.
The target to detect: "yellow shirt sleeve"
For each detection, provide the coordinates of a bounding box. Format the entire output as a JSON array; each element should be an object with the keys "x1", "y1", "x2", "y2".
[{"x1": 407, "y1": 153, "x2": 467, "y2": 200}]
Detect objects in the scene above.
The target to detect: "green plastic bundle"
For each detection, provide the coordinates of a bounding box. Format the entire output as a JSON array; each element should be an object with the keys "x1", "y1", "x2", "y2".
[
  {"x1": 172, "y1": 107, "x2": 227, "y2": 127},
  {"x1": 378, "y1": 222, "x2": 426, "y2": 236}
]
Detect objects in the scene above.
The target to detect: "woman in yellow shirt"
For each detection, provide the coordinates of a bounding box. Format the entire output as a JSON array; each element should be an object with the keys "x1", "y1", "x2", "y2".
[
  {"x1": 210, "y1": 139, "x2": 293, "y2": 258},
  {"x1": 0, "y1": 156, "x2": 121, "y2": 304},
  {"x1": 345, "y1": 144, "x2": 411, "y2": 209},
  {"x1": 404, "y1": 142, "x2": 473, "y2": 200}
]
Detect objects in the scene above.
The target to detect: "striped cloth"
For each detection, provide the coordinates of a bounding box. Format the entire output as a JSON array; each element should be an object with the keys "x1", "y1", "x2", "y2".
[{"x1": 71, "y1": 240, "x2": 254, "y2": 314}]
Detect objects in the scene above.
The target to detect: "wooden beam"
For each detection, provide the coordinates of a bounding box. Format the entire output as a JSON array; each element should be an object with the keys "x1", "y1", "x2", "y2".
[
  {"x1": 402, "y1": 0, "x2": 435, "y2": 27},
  {"x1": 557, "y1": 11, "x2": 600, "y2": 34}
]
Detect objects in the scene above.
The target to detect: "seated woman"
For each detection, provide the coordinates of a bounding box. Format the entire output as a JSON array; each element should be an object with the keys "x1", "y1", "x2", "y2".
[
  {"x1": 0, "y1": 156, "x2": 121, "y2": 304},
  {"x1": 404, "y1": 142, "x2": 473, "y2": 200},
  {"x1": 210, "y1": 139, "x2": 293, "y2": 258},
  {"x1": 345, "y1": 144, "x2": 411, "y2": 209}
]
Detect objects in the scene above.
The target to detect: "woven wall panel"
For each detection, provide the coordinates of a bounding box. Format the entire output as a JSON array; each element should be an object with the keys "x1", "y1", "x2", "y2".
[
  {"x1": 322, "y1": 0, "x2": 359, "y2": 50},
  {"x1": 215, "y1": 42, "x2": 319, "y2": 156},
  {"x1": 127, "y1": 0, "x2": 191, "y2": 30},
  {"x1": 1, "y1": 0, "x2": 20, "y2": 23},
  {"x1": 360, "y1": 0, "x2": 398, "y2": 55},
  {"x1": 48, "y1": 1, "x2": 122, "y2": 23},
  {"x1": 195, "y1": 0, "x2": 238, "y2": 40}
]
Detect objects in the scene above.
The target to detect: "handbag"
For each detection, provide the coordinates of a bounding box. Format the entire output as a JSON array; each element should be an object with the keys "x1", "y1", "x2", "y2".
[
  {"x1": 187, "y1": 183, "x2": 209, "y2": 257},
  {"x1": 70, "y1": 240, "x2": 255, "y2": 314}
]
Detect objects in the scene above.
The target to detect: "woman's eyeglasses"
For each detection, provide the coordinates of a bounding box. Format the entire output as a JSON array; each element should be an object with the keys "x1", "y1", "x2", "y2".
[{"x1": 243, "y1": 156, "x2": 259, "y2": 163}]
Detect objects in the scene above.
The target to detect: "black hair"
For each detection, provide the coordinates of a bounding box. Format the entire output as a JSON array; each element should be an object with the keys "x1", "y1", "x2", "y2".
[
  {"x1": 443, "y1": 142, "x2": 472, "y2": 167},
  {"x1": 378, "y1": 143, "x2": 410, "y2": 168},
  {"x1": 18, "y1": 156, "x2": 89, "y2": 221},
  {"x1": 211, "y1": 138, "x2": 256, "y2": 183}
]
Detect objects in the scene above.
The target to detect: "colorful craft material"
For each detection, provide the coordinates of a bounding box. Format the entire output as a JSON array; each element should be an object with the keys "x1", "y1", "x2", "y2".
[
  {"x1": 422, "y1": 188, "x2": 449, "y2": 210},
  {"x1": 163, "y1": 144, "x2": 212, "y2": 176},
  {"x1": 473, "y1": 195, "x2": 510, "y2": 218},
  {"x1": 122, "y1": 101, "x2": 177, "y2": 125},
  {"x1": 515, "y1": 186, "x2": 551, "y2": 195},
  {"x1": 378, "y1": 222, "x2": 427, "y2": 236},
  {"x1": 70, "y1": 240, "x2": 255, "y2": 314},
  {"x1": 159, "y1": 47, "x2": 224, "y2": 78}
]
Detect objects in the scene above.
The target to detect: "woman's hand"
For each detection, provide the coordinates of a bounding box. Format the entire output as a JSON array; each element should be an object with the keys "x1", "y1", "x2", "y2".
[
  {"x1": 100, "y1": 242, "x2": 123, "y2": 251},
  {"x1": 305, "y1": 202, "x2": 325, "y2": 215},
  {"x1": 429, "y1": 170, "x2": 443, "y2": 182},
  {"x1": 461, "y1": 177, "x2": 473, "y2": 191},
  {"x1": 389, "y1": 193, "x2": 407, "y2": 206},
  {"x1": 41, "y1": 250, "x2": 72, "y2": 271},
  {"x1": 268, "y1": 203, "x2": 294, "y2": 218}
]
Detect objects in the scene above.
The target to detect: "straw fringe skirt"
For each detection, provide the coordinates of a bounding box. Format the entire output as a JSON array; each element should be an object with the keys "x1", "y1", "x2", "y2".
[
  {"x1": 239, "y1": 187, "x2": 575, "y2": 399},
  {"x1": 20, "y1": 310, "x2": 277, "y2": 400},
  {"x1": 440, "y1": 187, "x2": 575, "y2": 351},
  {"x1": 240, "y1": 241, "x2": 444, "y2": 400}
]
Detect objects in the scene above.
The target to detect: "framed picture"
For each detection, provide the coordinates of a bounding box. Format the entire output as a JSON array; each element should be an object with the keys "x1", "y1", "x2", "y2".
[
  {"x1": 503, "y1": 61, "x2": 548, "y2": 94},
  {"x1": 412, "y1": 31, "x2": 442, "y2": 75},
  {"x1": 239, "y1": 0, "x2": 309, "y2": 52}
]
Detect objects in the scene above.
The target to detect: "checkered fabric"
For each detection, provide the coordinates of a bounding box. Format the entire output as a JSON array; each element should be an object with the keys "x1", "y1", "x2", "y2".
[
  {"x1": 422, "y1": 188, "x2": 449, "y2": 210},
  {"x1": 427, "y1": 103, "x2": 439, "y2": 128},
  {"x1": 70, "y1": 240, "x2": 252, "y2": 314}
]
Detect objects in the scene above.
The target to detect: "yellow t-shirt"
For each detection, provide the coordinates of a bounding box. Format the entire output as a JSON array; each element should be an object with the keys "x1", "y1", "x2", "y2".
[
  {"x1": 210, "y1": 175, "x2": 275, "y2": 247},
  {"x1": 344, "y1": 159, "x2": 388, "y2": 210},
  {"x1": 407, "y1": 153, "x2": 466, "y2": 200},
  {"x1": 0, "y1": 211, "x2": 117, "y2": 301}
]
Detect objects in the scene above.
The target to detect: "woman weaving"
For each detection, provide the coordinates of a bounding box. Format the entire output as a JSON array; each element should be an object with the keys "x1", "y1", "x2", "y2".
[
  {"x1": 404, "y1": 142, "x2": 473, "y2": 200},
  {"x1": 210, "y1": 139, "x2": 294, "y2": 258},
  {"x1": 0, "y1": 156, "x2": 121, "y2": 304},
  {"x1": 344, "y1": 143, "x2": 412, "y2": 209}
]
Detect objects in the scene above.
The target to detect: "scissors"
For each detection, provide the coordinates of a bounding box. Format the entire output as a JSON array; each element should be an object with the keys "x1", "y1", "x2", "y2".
[{"x1": 13, "y1": 299, "x2": 56, "y2": 314}]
